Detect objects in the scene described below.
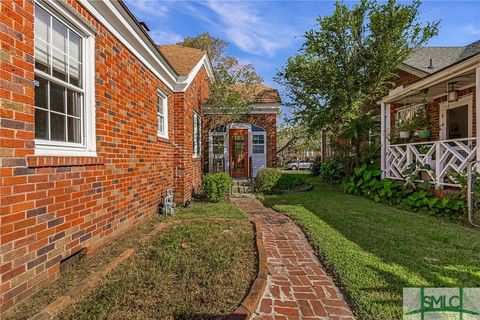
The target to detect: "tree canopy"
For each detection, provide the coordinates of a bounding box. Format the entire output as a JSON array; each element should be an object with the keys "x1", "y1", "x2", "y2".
[
  {"x1": 276, "y1": 0, "x2": 438, "y2": 162},
  {"x1": 179, "y1": 33, "x2": 262, "y2": 126}
]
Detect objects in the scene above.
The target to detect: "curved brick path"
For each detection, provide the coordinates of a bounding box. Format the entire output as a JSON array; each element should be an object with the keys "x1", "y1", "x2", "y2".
[{"x1": 231, "y1": 198, "x2": 355, "y2": 320}]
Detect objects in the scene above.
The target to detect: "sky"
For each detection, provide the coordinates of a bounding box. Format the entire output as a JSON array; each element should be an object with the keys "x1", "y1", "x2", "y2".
[{"x1": 124, "y1": 0, "x2": 480, "y2": 119}]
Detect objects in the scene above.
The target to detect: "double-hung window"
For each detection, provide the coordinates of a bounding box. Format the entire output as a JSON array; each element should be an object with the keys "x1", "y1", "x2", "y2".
[
  {"x1": 34, "y1": 2, "x2": 95, "y2": 156},
  {"x1": 193, "y1": 111, "x2": 201, "y2": 157},
  {"x1": 156, "y1": 90, "x2": 168, "y2": 138},
  {"x1": 252, "y1": 134, "x2": 265, "y2": 154}
]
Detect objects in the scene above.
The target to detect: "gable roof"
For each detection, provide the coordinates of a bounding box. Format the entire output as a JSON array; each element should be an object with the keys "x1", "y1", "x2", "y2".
[
  {"x1": 403, "y1": 39, "x2": 480, "y2": 75},
  {"x1": 158, "y1": 45, "x2": 206, "y2": 76},
  {"x1": 252, "y1": 83, "x2": 282, "y2": 104}
]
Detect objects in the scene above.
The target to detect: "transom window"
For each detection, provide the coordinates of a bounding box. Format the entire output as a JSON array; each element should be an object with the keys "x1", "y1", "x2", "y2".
[
  {"x1": 193, "y1": 111, "x2": 202, "y2": 157},
  {"x1": 33, "y1": 2, "x2": 95, "y2": 156},
  {"x1": 157, "y1": 90, "x2": 168, "y2": 138}
]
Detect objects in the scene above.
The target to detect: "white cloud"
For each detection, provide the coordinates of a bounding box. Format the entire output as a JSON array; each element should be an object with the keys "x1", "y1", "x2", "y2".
[
  {"x1": 202, "y1": 1, "x2": 297, "y2": 57},
  {"x1": 150, "y1": 30, "x2": 183, "y2": 45},
  {"x1": 124, "y1": 0, "x2": 169, "y2": 18},
  {"x1": 461, "y1": 24, "x2": 480, "y2": 36}
]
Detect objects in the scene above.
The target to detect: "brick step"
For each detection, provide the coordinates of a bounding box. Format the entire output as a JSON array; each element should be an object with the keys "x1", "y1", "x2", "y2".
[
  {"x1": 231, "y1": 185, "x2": 254, "y2": 194},
  {"x1": 232, "y1": 179, "x2": 252, "y2": 187}
]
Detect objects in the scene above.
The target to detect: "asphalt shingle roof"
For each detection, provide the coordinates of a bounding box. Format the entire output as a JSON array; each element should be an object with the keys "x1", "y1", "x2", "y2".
[
  {"x1": 403, "y1": 39, "x2": 480, "y2": 74},
  {"x1": 158, "y1": 45, "x2": 206, "y2": 76}
]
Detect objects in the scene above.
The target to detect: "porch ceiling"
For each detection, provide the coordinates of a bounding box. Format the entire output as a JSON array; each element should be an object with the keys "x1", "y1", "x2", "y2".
[{"x1": 389, "y1": 70, "x2": 476, "y2": 105}]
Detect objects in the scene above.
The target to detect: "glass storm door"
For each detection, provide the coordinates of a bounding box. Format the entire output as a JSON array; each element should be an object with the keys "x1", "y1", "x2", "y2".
[
  {"x1": 229, "y1": 129, "x2": 248, "y2": 177},
  {"x1": 447, "y1": 105, "x2": 468, "y2": 139}
]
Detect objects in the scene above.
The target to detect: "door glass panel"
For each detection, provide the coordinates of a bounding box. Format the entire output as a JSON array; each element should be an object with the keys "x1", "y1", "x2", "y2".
[
  {"x1": 231, "y1": 132, "x2": 247, "y2": 175},
  {"x1": 447, "y1": 105, "x2": 468, "y2": 139}
]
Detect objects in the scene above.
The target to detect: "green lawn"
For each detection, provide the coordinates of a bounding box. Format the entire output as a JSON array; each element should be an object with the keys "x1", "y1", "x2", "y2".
[
  {"x1": 6, "y1": 201, "x2": 256, "y2": 320},
  {"x1": 263, "y1": 175, "x2": 480, "y2": 319}
]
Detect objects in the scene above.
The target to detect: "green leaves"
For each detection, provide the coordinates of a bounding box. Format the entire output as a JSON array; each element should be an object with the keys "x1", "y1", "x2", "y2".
[
  {"x1": 341, "y1": 164, "x2": 467, "y2": 218},
  {"x1": 277, "y1": 0, "x2": 438, "y2": 161}
]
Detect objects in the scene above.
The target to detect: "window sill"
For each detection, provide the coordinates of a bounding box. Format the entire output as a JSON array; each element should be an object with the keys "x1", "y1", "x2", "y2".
[
  {"x1": 27, "y1": 155, "x2": 105, "y2": 168},
  {"x1": 157, "y1": 136, "x2": 171, "y2": 144}
]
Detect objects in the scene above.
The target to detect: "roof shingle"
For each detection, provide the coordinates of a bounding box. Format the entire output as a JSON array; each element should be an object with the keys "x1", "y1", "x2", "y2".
[
  {"x1": 403, "y1": 39, "x2": 480, "y2": 74},
  {"x1": 158, "y1": 45, "x2": 206, "y2": 76}
]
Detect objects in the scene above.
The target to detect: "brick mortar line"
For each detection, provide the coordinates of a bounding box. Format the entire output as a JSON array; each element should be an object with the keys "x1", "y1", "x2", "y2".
[
  {"x1": 264, "y1": 205, "x2": 359, "y2": 319},
  {"x1": 28, "y1": 217, "x2": 251, "y2": 320}
]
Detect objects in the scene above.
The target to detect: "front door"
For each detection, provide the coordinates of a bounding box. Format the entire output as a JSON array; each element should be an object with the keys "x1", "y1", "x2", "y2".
[{"x1": 229, "y1": 129, "x2": 248, "y2": 177}]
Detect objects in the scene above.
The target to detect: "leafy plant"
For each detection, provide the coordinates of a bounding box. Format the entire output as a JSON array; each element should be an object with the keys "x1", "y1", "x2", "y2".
[
  {"x1": 318, "y1": 158, "x2": 350, "y2": 184},
  {"x1": 310, "y1": 156, "x2": 322, "y2": 176},
  {"x1": 274, "y1": 174, "x2": 305, "y2": 191},
  {"x1": 341, "y1": 164, "x2": 467, "y2": 218},
  {"x1": 201, "y1": 173, "x2": 233, "y2": 202},
  {"x1": 254, "y1": 168, "x2": 282, "y2": 194}
]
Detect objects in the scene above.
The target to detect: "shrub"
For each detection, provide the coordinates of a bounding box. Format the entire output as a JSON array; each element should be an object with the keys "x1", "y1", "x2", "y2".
[
  {"x1": 341, "y1": 164, "x2": 467, "y2": 218},
  {"x1": 275, "y1": 174, "x2": 304, "y2": 191},
  {"x1": 310, "y1": 156, "x2": 322, "y2": 176},
  {"x1": 201, "y1": 173, "x2": 233, "y2": 202},
  {"x1": 255, "y1": 168, "x2": 282, "y2": 194},
  {"x1": 319, "y1": 158, "x2": 350, "y2": 184}
]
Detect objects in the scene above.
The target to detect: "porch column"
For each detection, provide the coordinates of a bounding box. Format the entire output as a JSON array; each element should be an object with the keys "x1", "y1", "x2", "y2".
[
  {"x1": 476, "y1": 67, "x2": 480, "y2": 164},
  {"x1": 381, "y1": 102, "x2": 391, "y2": 178}
]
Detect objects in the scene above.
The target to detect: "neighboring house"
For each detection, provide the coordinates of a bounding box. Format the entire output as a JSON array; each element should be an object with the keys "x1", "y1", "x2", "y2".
[
  {"x1": 203, "y1": 84, "x2": 281, "y2": 177},
  {"x1": 0, "y1": 0, "x2": 213, "y2": 313},
  {"x1": 380, "y1": 40, "x2": 480, "y2": 187},
  {"x1": 276, "y1": 137, "x2": 321, "y2": 165}
]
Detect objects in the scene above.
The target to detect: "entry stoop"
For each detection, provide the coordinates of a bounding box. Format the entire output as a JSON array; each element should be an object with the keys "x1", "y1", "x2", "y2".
[{"x1": 231, "y1": 178, "x2": 254, "y2": 197}]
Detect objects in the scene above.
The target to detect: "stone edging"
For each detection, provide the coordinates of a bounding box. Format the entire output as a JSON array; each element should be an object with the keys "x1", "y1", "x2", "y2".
[{"x1": 229, "y1": 220, "x2": 268, "y2": 320}]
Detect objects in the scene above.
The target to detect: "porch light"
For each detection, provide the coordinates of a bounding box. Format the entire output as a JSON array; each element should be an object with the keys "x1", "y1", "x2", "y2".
[{"x1": 448, "y1": 83, "x2": 458, "y2": 102}]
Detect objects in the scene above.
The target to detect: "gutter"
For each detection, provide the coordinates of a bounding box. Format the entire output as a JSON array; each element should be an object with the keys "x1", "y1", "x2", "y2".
[{"x1": 380, "y1": 54, "x2": 480, "y2": 104}]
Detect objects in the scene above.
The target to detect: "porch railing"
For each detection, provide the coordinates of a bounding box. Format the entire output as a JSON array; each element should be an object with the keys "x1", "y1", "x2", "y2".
[{"x1": 386, "y1": 138, "x2": 477, "y2": 187}]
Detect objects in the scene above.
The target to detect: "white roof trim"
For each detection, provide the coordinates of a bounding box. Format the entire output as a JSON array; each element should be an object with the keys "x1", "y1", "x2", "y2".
[
  {"x1": 381, "y1": 55, "x2": 480, "y2": 104},
  {"x1": 78, "y1": 0, "x2": 211, "y2": 92},
  {"x1": 175, "y1": 54, "x2": 215, "y2": 91},
  {"x1": 203, "y1": 103, "x2": 280, "y2": 115},
  {"x1": 398, "y1": 63, "x2": 429, "y2": 78}
]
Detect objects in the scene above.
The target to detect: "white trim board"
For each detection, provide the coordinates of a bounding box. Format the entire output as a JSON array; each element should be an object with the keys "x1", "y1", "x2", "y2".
[{"x1": 77, "y1": 0, "x2": 212, "y2": 92}]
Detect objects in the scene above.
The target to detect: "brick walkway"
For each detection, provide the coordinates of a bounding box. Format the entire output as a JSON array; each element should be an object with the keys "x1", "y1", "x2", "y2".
[{"x1": 231, "y1": 198, "x2": 355, "y2": 320}]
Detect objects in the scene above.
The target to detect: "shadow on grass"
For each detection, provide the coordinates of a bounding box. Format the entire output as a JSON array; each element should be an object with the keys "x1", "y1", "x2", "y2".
[{"x1": 263, "y1": 179, "x2": 480, "y2": 319}]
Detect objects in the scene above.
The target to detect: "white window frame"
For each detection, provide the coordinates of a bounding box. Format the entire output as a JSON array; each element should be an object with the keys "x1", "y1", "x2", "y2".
[
  {"x1": 193, "y1": 111, "x2": 201, "y2": 157},
  {"x1": 395, "y1": 103, "x2": 424, "y2": 126},
  {"x1": 252, "y1": 133, "x2": 265, "y2": 154},
  {"x1": 156, "y1": 89, "x2": 169, "y2": 139},
  {"x1": 439, "y1": 95, "x2": 473, "y2": 140},
  {"x1": 34, "y1": 1, "x2": 96, "y2": 157}
]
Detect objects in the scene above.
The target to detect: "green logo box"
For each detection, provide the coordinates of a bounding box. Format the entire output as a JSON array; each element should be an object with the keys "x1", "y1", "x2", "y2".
[{"x1": 404, "y1": 288, "x2": 480, "y2": 319}]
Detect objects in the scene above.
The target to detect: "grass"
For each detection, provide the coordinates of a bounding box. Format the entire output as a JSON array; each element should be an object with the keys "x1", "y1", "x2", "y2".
[
  {"x1": 262, "y1": 174, "x2": 480, "y2": 319},
  {"x1": 6, "y1": 201, "x2": 256, "y2": 320}
]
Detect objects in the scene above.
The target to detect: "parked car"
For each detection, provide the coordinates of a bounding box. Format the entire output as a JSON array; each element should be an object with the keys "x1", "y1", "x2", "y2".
[{"x1": 287, "y1": 160, "x2": 311, "y2": 170}]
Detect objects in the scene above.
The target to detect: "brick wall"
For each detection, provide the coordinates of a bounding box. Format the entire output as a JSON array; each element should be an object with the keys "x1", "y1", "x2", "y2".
[
  {"x1": 390, "y1": 86, "x2": 476, "y2": 141},
  {"x1": 0, "y1": 0, "x2": 207, "y2": 313},
  {"x1": 203, "y1": 113, "x2": 277, "y2": 173},
  {"x1": 173, "y1": 67, "x2": 209, "y2": 203}
]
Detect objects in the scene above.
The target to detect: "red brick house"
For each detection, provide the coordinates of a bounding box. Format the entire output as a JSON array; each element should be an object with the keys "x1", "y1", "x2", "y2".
[
  {"x1": 0, "y1": 0, "x2": 214, "y2": 313},
  {"x1": 203, "y1": 84, "x2": 281, "y2": 177},
  {"x1": 380, "y1": 40, "x2": 480, "y2": 187}
]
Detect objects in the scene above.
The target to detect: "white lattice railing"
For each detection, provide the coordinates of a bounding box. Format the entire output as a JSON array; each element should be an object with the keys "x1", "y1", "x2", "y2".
[{"x1": 386, "y1": 138, "x2": 477, "y2": 187}]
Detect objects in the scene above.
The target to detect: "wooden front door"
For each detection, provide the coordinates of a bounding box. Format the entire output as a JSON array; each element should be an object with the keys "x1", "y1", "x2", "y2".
[{"x1": 229, "y1": 129, "x2": 248, "y2": 177}]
